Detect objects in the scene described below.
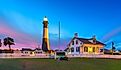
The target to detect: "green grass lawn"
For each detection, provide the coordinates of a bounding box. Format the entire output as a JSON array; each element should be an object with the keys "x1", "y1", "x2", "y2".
[{"x1": 0, "y1": 58, "x2": 121, "y2": 70}]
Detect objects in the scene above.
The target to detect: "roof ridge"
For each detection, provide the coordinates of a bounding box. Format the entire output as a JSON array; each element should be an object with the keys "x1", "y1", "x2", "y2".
[
  {"x1": 76, "y1": 37, "x2": 105, "y2": 45},
  {"x1": 77, "y1": 37, "x2": 90, "y2": 40}
]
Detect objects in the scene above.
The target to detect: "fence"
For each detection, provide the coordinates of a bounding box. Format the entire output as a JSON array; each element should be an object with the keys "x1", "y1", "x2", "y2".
[
  {"x1": 0, "y1": 53, "x2": 49, "y2": 58},
  {"x1": 67, "y1": 54, "x2": 121, "y2": 59},
  {"x1": 1, "y1": 53, "x2": 121, "y2": 59}
]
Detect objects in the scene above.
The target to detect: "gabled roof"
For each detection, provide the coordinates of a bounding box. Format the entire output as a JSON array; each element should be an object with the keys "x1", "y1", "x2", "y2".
[
  {"x1": 21, "y1": 48, "x2": 33, "y2": 51},
  {"x1": 77, "y1": 38, "x2": 105, "y2": 45},
  {"x1": 34, "y1": 48, "x2": 42, "y2": 51},
  {"x1": 67, "y1": 37, "x2": 105, "y2": 47}
]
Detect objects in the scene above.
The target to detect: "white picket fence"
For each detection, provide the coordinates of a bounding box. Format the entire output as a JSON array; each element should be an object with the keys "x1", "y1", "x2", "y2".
[
  {"x1": 1, "y1": 53, "x2": 121, "y2": 59},
  {"x1": 67, "y1": 54, "x2": 121, "y2": 59},
  {"x1": 0, "y1": 53, "x2": 49, "y2": 58}
]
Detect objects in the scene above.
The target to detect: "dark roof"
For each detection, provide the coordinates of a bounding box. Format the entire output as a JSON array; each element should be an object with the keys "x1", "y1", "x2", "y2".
[
  {"x1": 67, "y1": 37, "x2": 105, "y2": 47},
  {"x1": 21, "y1": 48, "x2": 33, "y2": 51},
  {"x1": 34, "y1": 48, "x2": 42, "y2": 50},
  {"x1": 64, "y1": 47, "x2": 69, "y2": 51},
  {"x1": 77, "y1": 38, "x2": 105, "y2": 45},
  {"x1": 65, "y1": 37, "x2": 105, "y2": 51}
]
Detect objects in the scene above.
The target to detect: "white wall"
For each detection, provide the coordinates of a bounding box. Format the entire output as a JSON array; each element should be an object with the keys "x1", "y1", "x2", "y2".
[{"x1": 68, "y1": 38, "x2": 83, "y2": 55}]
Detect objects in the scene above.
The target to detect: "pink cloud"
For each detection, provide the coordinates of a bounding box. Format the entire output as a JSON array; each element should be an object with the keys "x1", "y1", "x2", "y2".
[
  {"x1": 0, "y1": 20, "x2": 39, "y2": 49},
  {"x1": 101, "y1": 26, "x2": 121, "y2": 42},
  {"x1": 0, "y1": 18, "x2": 67, "y2": 50}
]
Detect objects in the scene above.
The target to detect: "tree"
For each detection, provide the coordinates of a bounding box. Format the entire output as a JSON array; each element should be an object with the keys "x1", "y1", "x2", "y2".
[
  {"x1": 0, "y1": 39, "x2": 2, "y2": 47},
  {"x1": 3, "y1": 37, "x2": 15, "y2": 50}
]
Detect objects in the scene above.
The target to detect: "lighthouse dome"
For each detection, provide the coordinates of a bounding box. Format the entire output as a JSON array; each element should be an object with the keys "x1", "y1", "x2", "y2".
[{"x1": 43, "y1": 16, "x2": 48, "y2": 21}]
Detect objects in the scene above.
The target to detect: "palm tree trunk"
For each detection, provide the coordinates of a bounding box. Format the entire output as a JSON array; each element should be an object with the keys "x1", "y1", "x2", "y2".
[{"x1": 9, "y1": 45, "x2": 11, "y2": 50}]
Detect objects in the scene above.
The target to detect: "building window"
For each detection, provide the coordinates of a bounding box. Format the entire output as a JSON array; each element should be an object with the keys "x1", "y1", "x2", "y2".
[
  {"x1": 71, "y1": 47, "x2": 74, "y2": 52},
  {"x1": 84, "y1": 47, "x2": 88, "y2": 52},
  {"x1": 69, "y1": 49, "x2": 71, "y2": 52},
  {"x1": 93, "y1": 47, "x2": 95, "y2": 52},
  {"x1": 76, "y1": 47, "x2": 80, "y2": 52},
  {"x1": 96, "y1": 47, "x2": 99, "y2": 52},
  {"x1": 76, "y1": 40, "x2": 78, "y2": 44},
  {"x1": 72, "y1": 41, "x2": 74, "y2": 45},
  {"x1": 68, "y1": 43, "x2": 70, "y2": 46},
  {"x1": 25, "y1": 52, "x2": 28, "y2": 54}
]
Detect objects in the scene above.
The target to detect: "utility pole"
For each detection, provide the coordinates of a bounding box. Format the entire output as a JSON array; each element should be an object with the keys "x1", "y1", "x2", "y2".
[
  {"x1": 0, "y1": 39, "x2": 2, "y2": 47},
  {"x1": 112, "y1": 42, "x2": 115, "y2": 55},
  {"x1": 58, "y1": 21, "x2": 60, "y2": 51}
]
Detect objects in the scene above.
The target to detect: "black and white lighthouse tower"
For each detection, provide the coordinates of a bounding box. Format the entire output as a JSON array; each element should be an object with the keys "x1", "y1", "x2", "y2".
[{"x1": 42, "y1": 16, "x2": 50, "y2": 52}]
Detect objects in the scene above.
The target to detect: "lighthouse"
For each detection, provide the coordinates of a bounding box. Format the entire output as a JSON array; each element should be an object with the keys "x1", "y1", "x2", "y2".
[{"x1": 42, "y1": 16, "x2": 50, "y2": 52}]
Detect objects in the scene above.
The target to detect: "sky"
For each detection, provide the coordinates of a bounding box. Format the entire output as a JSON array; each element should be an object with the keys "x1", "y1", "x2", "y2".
[{"x1": 0, "y1": 0, "x2": 121, "y2": 50}]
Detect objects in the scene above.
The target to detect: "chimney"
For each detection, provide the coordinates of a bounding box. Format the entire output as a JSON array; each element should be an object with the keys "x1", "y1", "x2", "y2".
[
  {"x1": 74, "y1": 33, "x2": 78, "y2": 38},
  {"x1": 92, "y1": 35, "x2": 96, "y2": 44}
]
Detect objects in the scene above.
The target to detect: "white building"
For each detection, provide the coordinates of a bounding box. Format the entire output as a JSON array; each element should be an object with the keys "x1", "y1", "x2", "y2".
[{"x1": 65, "y1": 33, "x2": 105, "y2": 55}]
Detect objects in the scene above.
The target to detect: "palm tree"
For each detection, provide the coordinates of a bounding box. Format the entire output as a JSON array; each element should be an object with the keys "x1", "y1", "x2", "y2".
[
  {"x1": 3, "y1": 37, "x2": 15, "y2": 50},
  {"x1": 0, "y1": 39, "x2": 2, "y2": 47}
]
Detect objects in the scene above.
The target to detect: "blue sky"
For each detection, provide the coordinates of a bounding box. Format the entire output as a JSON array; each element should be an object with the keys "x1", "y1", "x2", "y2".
[{"x1": 0, "y1": 0, "x2": 121, "y2": 50}]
